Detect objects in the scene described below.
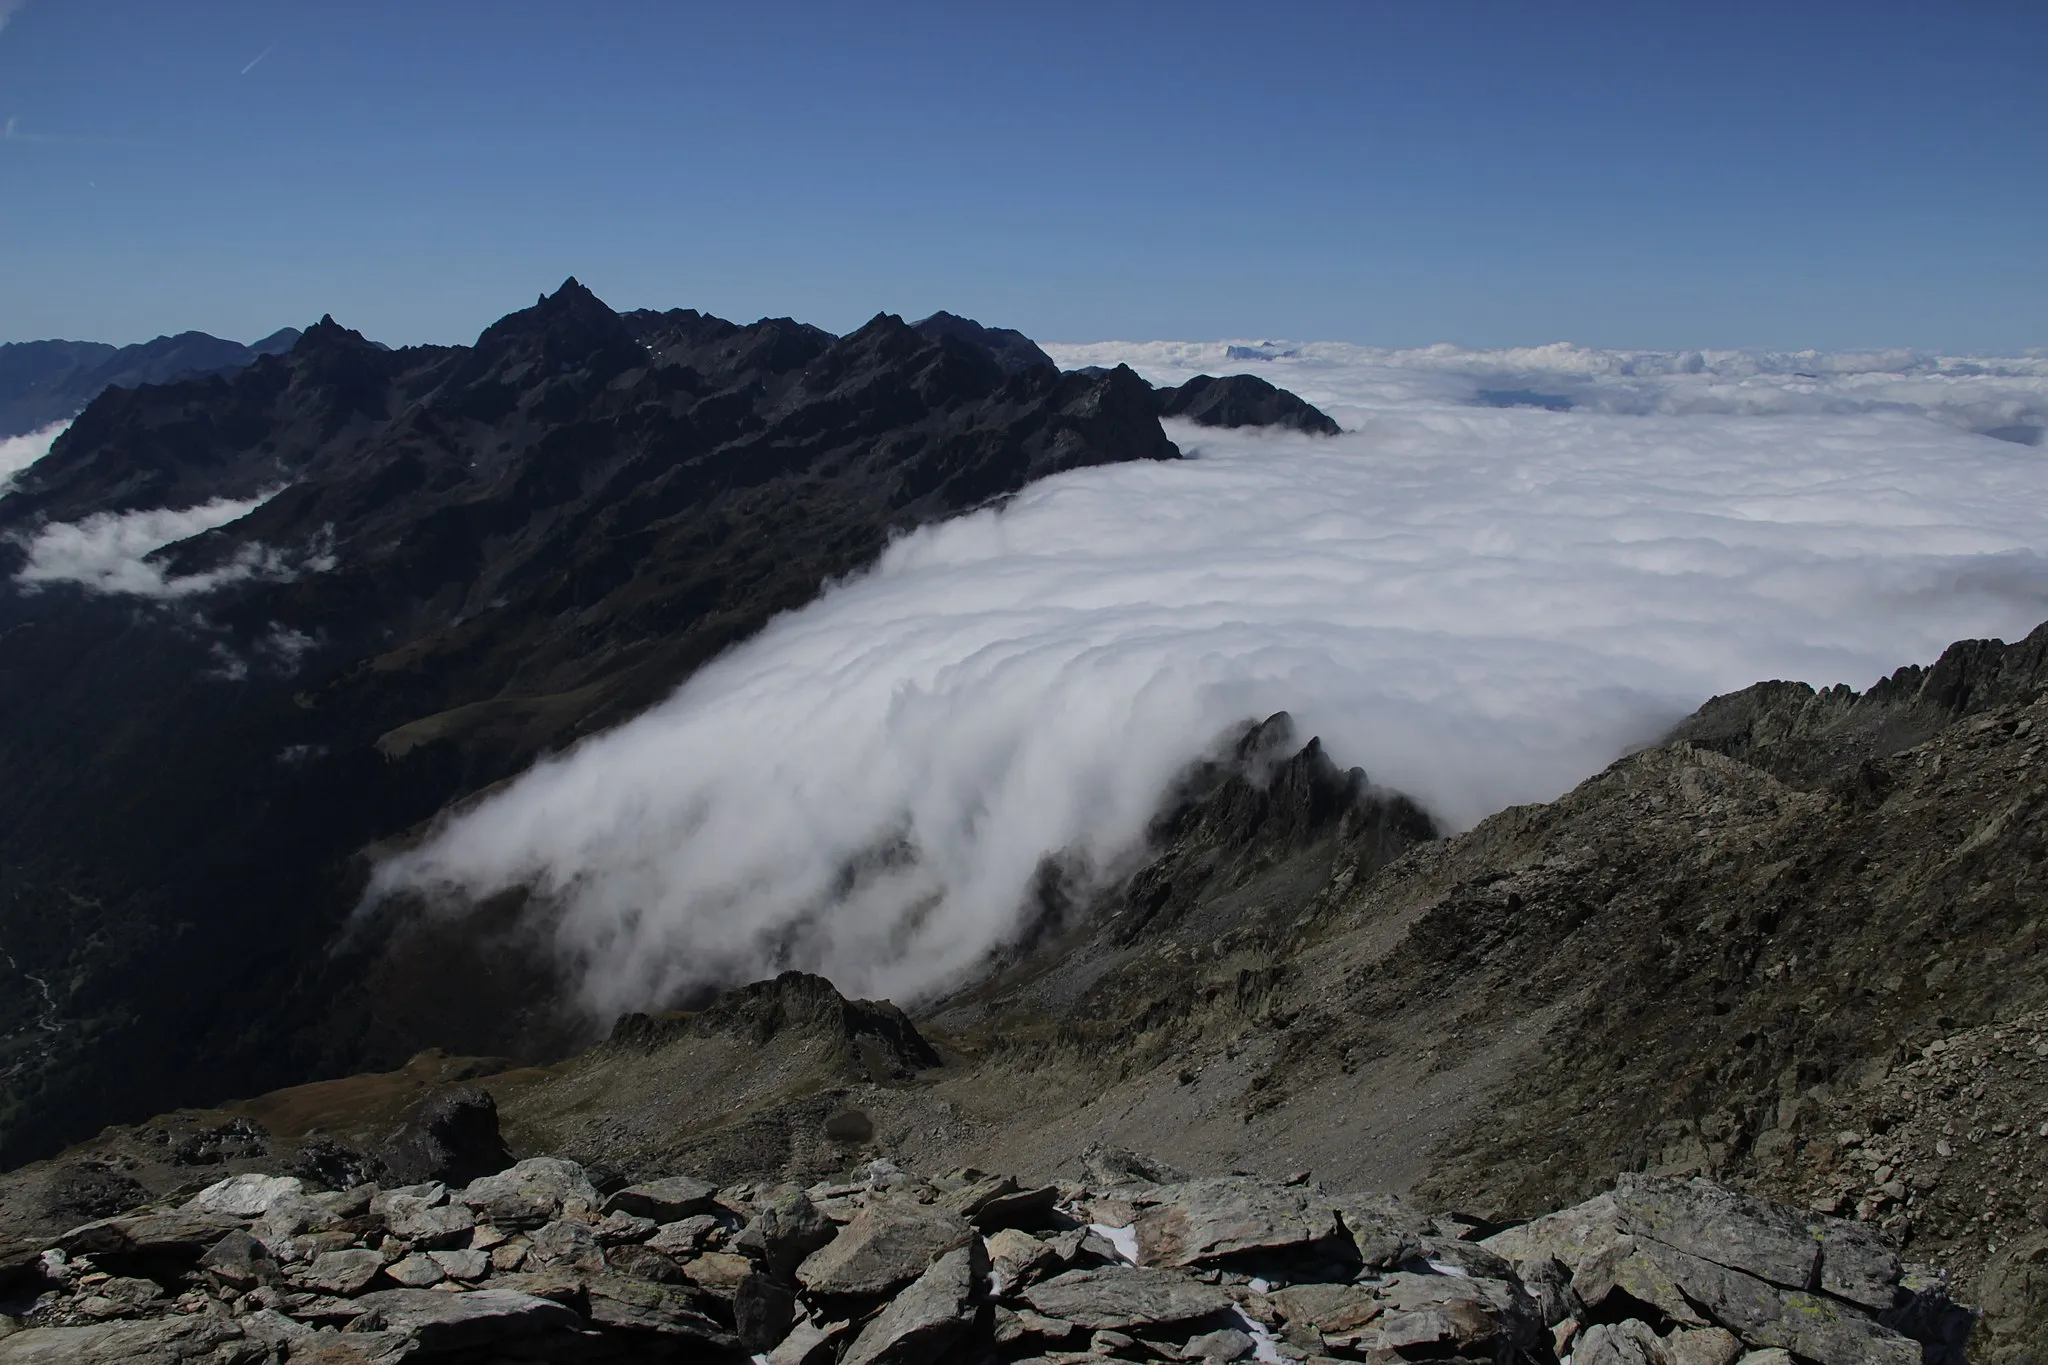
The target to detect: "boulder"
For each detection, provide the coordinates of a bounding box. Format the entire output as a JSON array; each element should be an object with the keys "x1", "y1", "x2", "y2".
[
  {"x1": 603, "y1": 1243, "x2": 685, "y2": 1283},
  {"x1": 301, "y1": 1247, "x2": 384, "y2": 1295},
  {"x1": 427, "y1": 1248, "x2": 488, "y2": 1281},
  {"x1": 1666, "y1": 1326, "x2": 1745, "y2": 1365},
  {"x1": 973, "y1": 1186, "x2": 1061, "y2": 1231},
  {"x1": 458, "y1": 1157, "x2": 599, "y2": 1230},
  {"x1": 182, "y1": 1172, "x2": 303, "y2": 1219},
  {"x1": 582, "y1": 1272, "x2": 738, "y2": 1349},
  {"x1": 54, "y1": 1211, "x2": 242, "y2": 1261},
  {"x1": 526, "y1": 1218, "x2": 606, "y2": 1273},
  {"x1": 384, "y1": 1251, "x2": 445, "y2": 1287},
  {"x1": 376, "y1": 1085, "x2": 513, "y2": 1187},
  {"x1": 735, "y1": 1189, "x2": 838, "y2": 1277},
  {"x1": 1612, "y1": 1175, "x2": 1823, "y2": 1292},
  {"x1": 842, "y1": 1242, "x2": 984, "y2": 1365},
  {"x1": 1642, "y1": 1243, "x2": 1920, "y2": 1365},
  {"x1": 592, "y1": 1210, "x2": 657, "y2": 1244},
  {"x1": 797, "y1": 1199, "x2": 973, "y2": 1299},
  {"x1": 735, "y1": 1272, "x2": 798, "y2": 1352},
  {"x1": 603, "y1": 1175, "x2": 719, "y2": 1223},
  {"x1": 1271, "y1": 1281, "x2": 1381, "y2": 1337},
  {"x1": 1181, "y1": 1326, "x2": 1256, "y2": 1360},
  {"x1": 987, "y1": 1228, "x2": 1062, "y2": 1291},
  {"x1": 1575, "y1": 1318, "x2": 1665, "y2": 1365},
  {"x1": 1021, "y1": 1266, "x2": 1234, "y2": 1330},
  {"x1": 645, "y1": 1214, "x2": 720, "y2": 1256},
  {"x1": 1132, "y1": 1178, "x2": 1341, "y2": 1267},
  {"x1": 370, "y1": 1185, "x2": 474, "y2": 1248},
  {"x1": 681, "y1": 1251, "x2": 754, "y2": 1298},
  {"x1": 345, "y1": 1288, "x2": 582, "y2": 1352},
  {"x1": 198, "y1": 1228, "x2": 281, "y2": 1289}
]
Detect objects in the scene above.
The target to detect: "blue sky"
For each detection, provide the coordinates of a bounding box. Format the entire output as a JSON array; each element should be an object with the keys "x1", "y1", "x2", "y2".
[{"x1": 1, "y1": 1, "x2": 2042, "y2": 351}]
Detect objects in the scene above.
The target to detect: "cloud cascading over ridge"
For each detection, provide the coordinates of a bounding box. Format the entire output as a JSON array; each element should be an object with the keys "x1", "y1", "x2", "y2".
[
  {"x1": 13, "y1": 493, "x2": 281, "y2": 598},
  {"x1": 371, "y1": 345, "x2": 2048, "y2": 1022},
  {"x1": 0, "y1": 421, "x2": 66, "y2": 493}
]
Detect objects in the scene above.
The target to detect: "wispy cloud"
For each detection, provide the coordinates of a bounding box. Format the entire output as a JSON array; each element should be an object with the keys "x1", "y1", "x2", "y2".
[
  {"x1": 3, "y1": 115, "x2": 143, "y2": 148},
  {"x1": 0, "y1": 2, "x2": 26, "y2": 40},
  {"x1": 240, "y1": 44, "x2": 273, "y2": 76}
]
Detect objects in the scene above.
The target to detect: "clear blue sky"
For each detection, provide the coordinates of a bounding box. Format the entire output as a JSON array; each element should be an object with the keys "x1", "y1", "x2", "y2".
[{"x1": 2, "y1": 1, "x2": 2042, "y2": 352}]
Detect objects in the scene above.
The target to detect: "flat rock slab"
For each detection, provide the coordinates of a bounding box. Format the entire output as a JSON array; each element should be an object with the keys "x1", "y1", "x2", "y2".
[
  {"x1": 797, "y1": 1199, "x2": 973, "y2": 1299},
  {"x1": 604, "y1": 1176, "x2": 718, "y2": 1222},
  {"x1": 1021, "y1": 1266, "x2": 1234, "y2": 1331},
  {"x1": 583, "y1": 1272, "x2": 738, "y2": 1348},
  {"x1": 1133, "y1": 1178, "x2": 1340, "y2": 1267},
  {"x1": 347, "y1": 1287, "x2": 582, "y2": 1352},
  {"x1": 56, "y1": 1211, "x2": 242, "y2": 1260},
  {"x1": 184, "y1": 1172, "x2": 304, "y2": 1218},
  {"x1": 1272, "y1": 1282, "x2": 1382, "y2": 1335},
  {"x1": 843, "y1": 1242, "x2": 984, "y2": 1365},
  {"x1": 1613, "y1": 1176, "x2": 1822, "y2": 1292},
  {"x1": 0, "y1": 1316, "x2": 242, "y2": 1364},
  {"x1": 301, "y1": 1248, "x2": 384, "y2": 1295}
]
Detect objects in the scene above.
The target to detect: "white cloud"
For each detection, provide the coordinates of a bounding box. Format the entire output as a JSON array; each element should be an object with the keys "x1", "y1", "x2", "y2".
[
  {"x1": 0, "y1": 421, "x2": 67, "y2": 492},
  {"x1": 372, "y1": 346, "x2": 2048, "y2": 1022},
  {"x1": 0, "y1": 1, "x2": 25, "y2": 39},
  {"x1": 13, "y1": 494, "x2": 282, "y2": 597}
]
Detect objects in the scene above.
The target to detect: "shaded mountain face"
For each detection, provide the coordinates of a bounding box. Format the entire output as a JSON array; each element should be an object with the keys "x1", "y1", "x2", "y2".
[
  {"x1": 0, "y1": 329, "x2": 300, "y2": 439},
  {"x1": 0, "y1": 280, "x2": 1198, "y2": 1167}
]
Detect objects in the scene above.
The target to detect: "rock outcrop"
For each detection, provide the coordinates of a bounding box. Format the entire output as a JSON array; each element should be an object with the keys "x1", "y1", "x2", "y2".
[
  {"x1": 0, "y1": 1157, "x2": 1964, "y2": 1363},
  {"x1": 1156, "y1": 372, "x2": 1342, "y2": 434}
]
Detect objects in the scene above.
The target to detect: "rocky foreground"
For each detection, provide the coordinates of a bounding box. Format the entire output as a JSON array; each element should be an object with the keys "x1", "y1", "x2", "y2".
[{"x1": 0, "y1": 1108, "x2": 1973, "y2": 1365}]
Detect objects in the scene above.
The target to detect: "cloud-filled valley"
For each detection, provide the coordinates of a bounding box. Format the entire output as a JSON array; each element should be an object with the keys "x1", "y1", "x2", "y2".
[{"x1": 370, "y1": 343, "x2": 2048, "y2": 1022}]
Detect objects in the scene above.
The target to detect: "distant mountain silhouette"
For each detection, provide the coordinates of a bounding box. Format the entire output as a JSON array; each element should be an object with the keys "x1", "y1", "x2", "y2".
[{"x1": 0, "y1": 327, "x2": 301, "y2": 438}]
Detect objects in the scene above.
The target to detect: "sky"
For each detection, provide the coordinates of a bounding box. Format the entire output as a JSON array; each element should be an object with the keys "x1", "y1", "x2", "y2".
[{"x1": 1, "y1": 1, "x2": 2044, "y2": 352}]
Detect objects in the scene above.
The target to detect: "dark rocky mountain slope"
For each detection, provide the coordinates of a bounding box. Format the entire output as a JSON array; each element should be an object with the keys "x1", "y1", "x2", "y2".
[
  {"x1": 0, "y1": 329, "x2": 301, "y2": 439},
  {"x1": 0, "y1": 282, "x2": 1338, "y2": 1174}
]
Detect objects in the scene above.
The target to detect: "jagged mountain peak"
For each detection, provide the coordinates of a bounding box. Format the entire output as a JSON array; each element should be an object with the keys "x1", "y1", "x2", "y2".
[{"x1": 912, "y1": 310, "x2": 1057, "y2": 375}]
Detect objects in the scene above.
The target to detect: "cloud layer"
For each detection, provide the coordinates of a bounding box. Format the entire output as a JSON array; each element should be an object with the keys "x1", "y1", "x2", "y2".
[
  {"x1": 14, "y1": 494, "x2": 279, "y2": 597},
  {"x1": 373, "y1": 345, "x2": 2048, "y2": 1021}
]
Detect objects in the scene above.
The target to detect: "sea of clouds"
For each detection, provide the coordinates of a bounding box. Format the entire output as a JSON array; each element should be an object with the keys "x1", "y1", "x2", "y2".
[{"x1": 370, "y1": 342, "x2": 2048, "y2": 1020}]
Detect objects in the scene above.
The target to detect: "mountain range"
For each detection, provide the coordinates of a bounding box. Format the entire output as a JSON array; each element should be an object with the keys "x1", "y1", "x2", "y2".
[{"x1": 0, "y1": 329, "x2": 304, "y2": 440}]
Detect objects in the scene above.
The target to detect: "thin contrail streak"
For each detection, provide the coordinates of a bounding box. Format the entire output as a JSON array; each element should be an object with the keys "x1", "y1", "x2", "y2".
[{"x1": 241, "y1": 45, "x2": 274, "y2": 76}]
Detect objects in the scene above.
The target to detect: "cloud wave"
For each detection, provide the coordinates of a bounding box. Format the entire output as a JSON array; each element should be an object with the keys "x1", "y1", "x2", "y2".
[{"x1": 373, "y1": 346, "x2": 2048, "y2": 1021}]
